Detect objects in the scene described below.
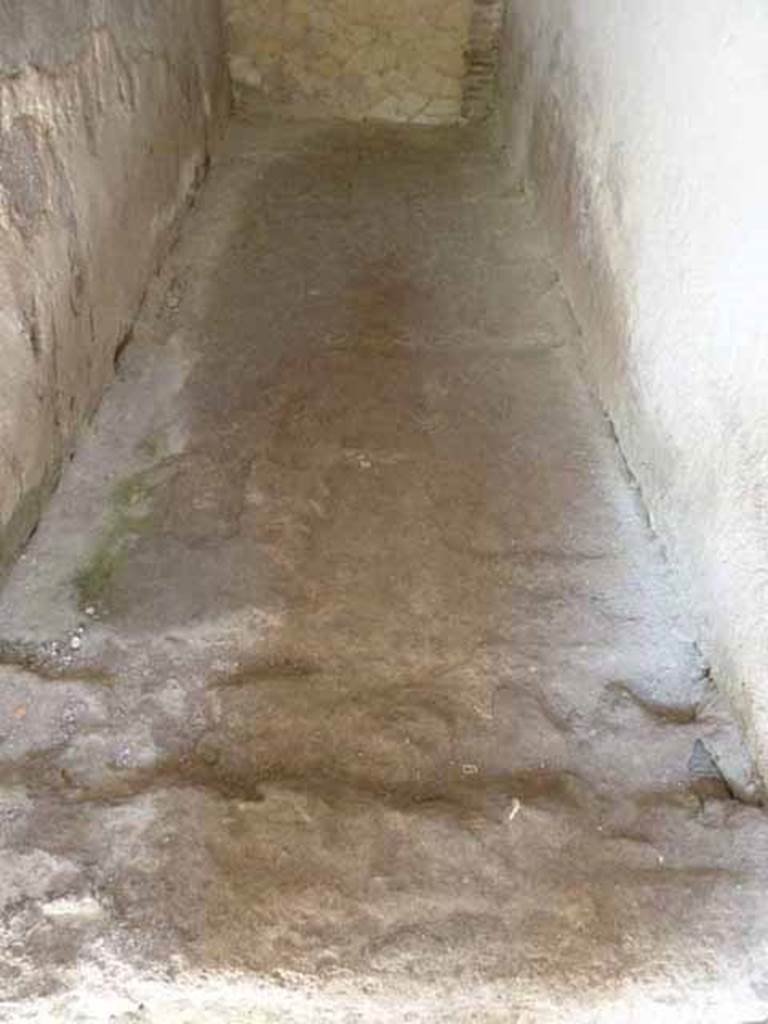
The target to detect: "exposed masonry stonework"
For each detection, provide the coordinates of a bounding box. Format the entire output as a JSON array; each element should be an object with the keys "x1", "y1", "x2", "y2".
[
  {"x1": 224, "y1": 0, "x2": 474, "y2": 123},
  {"x1": 462, "y1": 0, "x2": 506, "y2": 121},
  {"x1": 0, "y1": 2, "x2": 229, "y2": 572}
]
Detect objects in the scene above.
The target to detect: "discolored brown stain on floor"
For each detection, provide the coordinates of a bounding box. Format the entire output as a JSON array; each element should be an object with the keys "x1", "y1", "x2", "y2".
[{"x1": 0, "y1": 102, "x2": 767, "y2": 1022}]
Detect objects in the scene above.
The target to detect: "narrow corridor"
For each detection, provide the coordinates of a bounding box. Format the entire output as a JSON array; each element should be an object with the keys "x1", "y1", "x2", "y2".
[{"x1": 1, "y1": 105, "x2": 767, "y2": 1022}]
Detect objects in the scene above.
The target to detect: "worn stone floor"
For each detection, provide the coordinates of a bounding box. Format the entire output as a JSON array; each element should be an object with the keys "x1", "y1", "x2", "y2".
[{"x1": 1, "y1": 104, "x2": 768, "y2": 1023}]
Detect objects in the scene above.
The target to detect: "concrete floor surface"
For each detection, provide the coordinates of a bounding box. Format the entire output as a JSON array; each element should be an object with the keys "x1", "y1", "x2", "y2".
[{"x1": 0, "y1": 104, "x2": 767, "y2": 1022}]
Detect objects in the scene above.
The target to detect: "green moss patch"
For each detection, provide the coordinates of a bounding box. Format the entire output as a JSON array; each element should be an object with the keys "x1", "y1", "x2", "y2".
[{"x1": 72, "y1": 468, "x2": 160, "y2": 611}]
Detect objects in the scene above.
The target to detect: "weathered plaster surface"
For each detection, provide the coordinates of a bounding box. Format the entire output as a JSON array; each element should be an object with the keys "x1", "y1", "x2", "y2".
[
  {"x1": 498, "y1": 2, "x2": 768, "y2": 775},
  {"x1": 224, "y1": 0, "x2": 473, "y2": 123},
  {"x1": 0, "y1": 0, "x2": 229, "y2": 571}
]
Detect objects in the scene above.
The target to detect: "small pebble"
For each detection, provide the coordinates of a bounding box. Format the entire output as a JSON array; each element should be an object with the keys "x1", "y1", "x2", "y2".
[
  {"x1": 69, "y1": 635, "x2": 82, "y2": 651},
  {"x1": 84, "y1": 606, "x2": 96, "y2": 617},
  {"x1": 112, "y1": 746, "x2": 133, "y2": 770}
]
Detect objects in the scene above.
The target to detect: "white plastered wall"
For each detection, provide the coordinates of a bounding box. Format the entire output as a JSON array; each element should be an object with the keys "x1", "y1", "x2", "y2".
[{"x1": 498, "y1": 2, "x2": 768, "y2": 775}]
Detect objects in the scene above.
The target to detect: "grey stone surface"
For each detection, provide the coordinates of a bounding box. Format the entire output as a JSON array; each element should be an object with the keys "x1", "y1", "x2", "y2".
[
  {"x1": 0, "y1": 101, "x2": 767, "y2": 1022},
  {"x1": 224, "y1": 0, "x2": 472, "y2": 123},
  {"x1": 0, "y1": 0, "x2": 230, "y2": 572}
]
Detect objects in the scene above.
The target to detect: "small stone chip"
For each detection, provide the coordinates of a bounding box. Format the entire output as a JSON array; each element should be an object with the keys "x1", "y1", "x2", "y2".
[{"x1": 41, "y1": 895, "x2": 103, "y2": 919}]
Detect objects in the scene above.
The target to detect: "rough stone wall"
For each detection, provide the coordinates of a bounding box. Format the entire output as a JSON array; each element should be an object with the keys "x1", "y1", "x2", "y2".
[
  {"x1": 498, "y1": 2, "x2": 768, "y2": 778},
  {"x1": 0, "y1": 0, "x2": 229, "y2": 572},
  {"x1": 224, "y1": 0, "x2": 473, "y2": 123},
  {"x1": 462, "y1": 0, "x2": 505, "y2": 121}
]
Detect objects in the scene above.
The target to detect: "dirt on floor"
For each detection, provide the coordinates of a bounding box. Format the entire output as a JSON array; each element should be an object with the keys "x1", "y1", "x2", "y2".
[{"x1": 0, "y1": 101, "x2": 767, "y2": 1023}]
